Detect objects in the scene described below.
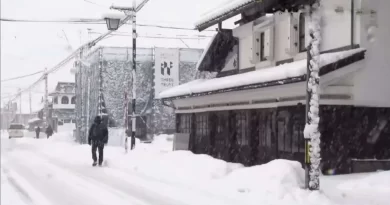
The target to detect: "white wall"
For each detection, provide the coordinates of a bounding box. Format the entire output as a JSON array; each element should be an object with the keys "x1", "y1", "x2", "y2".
[
  {"x1": 231, "y1": 0, "x2": 362, "y2": 70},
  {"x1": 353, "y1": 0, "x2": 390, "y2": 107},
  {"x1": 233, "y1": 22, "x2": 255, "y2": 70},
  {"x1": 319, "y1": 0, "x2": 357, "y2": 51}
]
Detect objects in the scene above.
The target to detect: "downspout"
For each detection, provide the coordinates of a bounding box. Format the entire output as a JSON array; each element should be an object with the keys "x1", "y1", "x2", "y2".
[{"x1": 351, "y1": 0, "x2": 355, "y2": 48}]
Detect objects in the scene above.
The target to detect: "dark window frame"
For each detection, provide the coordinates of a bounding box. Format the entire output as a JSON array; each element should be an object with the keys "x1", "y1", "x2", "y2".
[
  {"x1": 61, "y1": 96, "x2": 69, "y2": 104},
  {"x1": 260, "y1": 32, "x2": 267, "y2": 61},
  {"x1": 299, "y1": 12, "x2": 307, "y2": 53},
  {"x1": 236, "y1": 110, "x2": 250, "y2": 146}
]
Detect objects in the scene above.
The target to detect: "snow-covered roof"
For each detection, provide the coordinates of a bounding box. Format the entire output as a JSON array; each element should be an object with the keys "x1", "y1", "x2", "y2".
[
  {"x1": 159, "y1": 48, "x2": 366, "y2": 99},
  {"x1": 101, "y1": 10, "x2": 127, "y2": 20},
  {"x1": 28, "y1": 118, "x2": 43, "y2": 124},
  {"x1": 195, "y1": 0, "x2": 255, "y2": 29}
]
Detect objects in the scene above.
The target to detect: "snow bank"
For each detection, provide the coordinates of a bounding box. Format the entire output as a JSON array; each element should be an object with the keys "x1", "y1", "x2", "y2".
[
  {"x1": 218, "y1": 160, "x2": 304, "y2": 192},
  {"x1": 338, "y1": 171, "x2": 390, "y2": 195},
  {"x1": 159, "y1": 48, "x2": 366, "y2": 99}
]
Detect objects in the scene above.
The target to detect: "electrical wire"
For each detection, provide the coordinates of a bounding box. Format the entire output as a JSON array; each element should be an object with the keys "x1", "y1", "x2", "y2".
[
  {"x1": 1, "y1": 70, "x2": 44, "y2": 83},
  {"x1": 0, "y1": 18, "x2": 216, "y2": 31},
  {"x1": 3, "y1": 14, "x2": 133, "y2": 100}
]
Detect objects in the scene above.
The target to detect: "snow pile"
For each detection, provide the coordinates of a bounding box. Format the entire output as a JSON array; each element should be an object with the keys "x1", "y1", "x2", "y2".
[
  {"x1": 106, "y1": 135, "x2": 243, "y2": 185},
  {"x1": 195, "y1": 0, "x2": 254, "y2": 27},
  {"x1": 218, "y1": 160, "x2": 304, "y2": 192},
  {"x1": 212, "y1": 160, "x2": 333, "y2": 205},
  {"x1": 159, "y1": 48, "x2": 366, "y2": 99},
  {"x1": 51, "y1": 130, "x2": 75, "y2": 143},
  {"x1": 338, "y1": 171, "x2": 390, "y2": 195}
]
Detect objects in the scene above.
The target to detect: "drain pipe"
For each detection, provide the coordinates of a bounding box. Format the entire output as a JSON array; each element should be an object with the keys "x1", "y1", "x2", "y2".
[{"x1": 351, "y1": 0, "x2": 355, "y2": 48}]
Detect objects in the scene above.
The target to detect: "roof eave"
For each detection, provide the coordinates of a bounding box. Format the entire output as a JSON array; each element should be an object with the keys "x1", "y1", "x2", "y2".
[
  {"x1": 195, "y1": 1, "x2": 258, "y2": 32},
  {"x1": 162, "y1": 50, "x2": 366, "y2": 101},
  {"x1": 195, "y1": 0, "x2": 315, "y2": 32}
]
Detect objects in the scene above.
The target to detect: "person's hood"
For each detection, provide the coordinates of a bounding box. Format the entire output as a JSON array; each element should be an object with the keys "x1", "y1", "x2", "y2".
[{"x1": 94, "y1": 116, "x2": 101, "y2": 123}]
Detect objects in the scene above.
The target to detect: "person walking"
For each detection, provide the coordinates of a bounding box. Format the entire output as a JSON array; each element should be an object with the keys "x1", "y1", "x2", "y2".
[
  {"x1": 46, "y1": 125, "x2": 53, "y2": 139},
  {"x1": 35, "y1": 126, "x2": 41, "y2": 139},
  {"x1": 88, "y1": 116, "x2": 108, "y2": 166}
]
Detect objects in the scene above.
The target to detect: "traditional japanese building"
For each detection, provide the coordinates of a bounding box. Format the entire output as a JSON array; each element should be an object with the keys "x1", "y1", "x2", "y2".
[
  {"x1": 160, "y1": 0, "x2": 390, "y2": 174},
  {"x1": 49, "y1": 82, "x2": 76, "y2": 132}
]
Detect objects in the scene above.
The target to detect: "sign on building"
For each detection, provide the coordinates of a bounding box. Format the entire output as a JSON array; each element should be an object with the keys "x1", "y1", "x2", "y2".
[{"x1": 154, "y1": 48, "x2": 179, "y2": 96}]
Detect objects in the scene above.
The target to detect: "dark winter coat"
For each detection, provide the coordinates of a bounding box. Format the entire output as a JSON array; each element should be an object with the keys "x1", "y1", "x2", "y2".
[
  {"x1": 46, "y1": 126, "x2": 53, "y2": 136},
  {"x1": 35, "y1": 127, "x2": 41, "y2": 134},
  {"x1": 88, "y1": 116, "x2": 108, "y2": 144}
]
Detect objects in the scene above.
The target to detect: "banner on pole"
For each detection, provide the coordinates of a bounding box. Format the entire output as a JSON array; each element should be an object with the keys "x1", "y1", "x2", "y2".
[{"x1": 154, "y1": 48, "x2": 179, "y2": 96}]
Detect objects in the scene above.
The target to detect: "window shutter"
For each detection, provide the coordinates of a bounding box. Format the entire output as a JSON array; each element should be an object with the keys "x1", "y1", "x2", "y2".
[
  {"x1": 290, "y1": 15, "x2": 299, "y2": 54},
  {"x1": 286, "y1": 14, "x2": 299, "y2": 55},
  {"x1": 252, "y1": 32, "x2": 261, "y2": 62}
]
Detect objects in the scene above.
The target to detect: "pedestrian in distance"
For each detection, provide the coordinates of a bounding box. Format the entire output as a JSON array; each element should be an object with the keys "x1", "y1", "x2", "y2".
[
  {"x1": 46, "y1": 125, "x2": 53, "y2": 139},
  {"x1": 35, "y1": 126, "x2": 41, "y2": 139},
  {"x1": 88, "y1": 116, "x2": 108, "y2": 167}
]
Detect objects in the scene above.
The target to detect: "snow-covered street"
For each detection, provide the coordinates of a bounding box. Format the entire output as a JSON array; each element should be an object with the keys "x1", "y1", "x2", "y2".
[{"x1": 1, "y1": 130, "x2": 389, "y2": 205}]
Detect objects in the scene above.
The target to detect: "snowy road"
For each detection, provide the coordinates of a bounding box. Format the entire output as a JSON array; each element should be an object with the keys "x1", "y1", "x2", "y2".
[
  {"x1": 2, "y1": 131, "x2": 389, "y2": 205},
  {"x1": 1, "y1": 134, "x2": 239, "y2": 205}
]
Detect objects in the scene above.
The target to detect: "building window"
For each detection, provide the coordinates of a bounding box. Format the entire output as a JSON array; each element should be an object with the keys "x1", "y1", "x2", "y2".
[
  {"x1": 299, "y1": 12, "x2": 306, "y2": 52},
  {"x1": 260, "y1": 32, "x2": 266, "y2": 61},
  {"x1": 61, "y1": 96, "x2": 69, "y2": 104},
  {"x1": 71, "y1": 96, "x2": 76, "y2": 104},
  {"x1": 64, "y1": 119, "x2": 71, "y2": 123},
  {"x1": 196, "y1": 113, "x2": 209, "y2": 138},
  {"x1": 253, "y1": 28, "x2": 272, "y2": 63},
  {"x1": 236, "y1": 111, "x2": 249, "y2": 146},
  {"x1": 178, "y1": 114, "x2": 191, "y2": 134},
  {"x1": 53, "y1": 97, "x2": 58, "y2": 104},
  {"x1": 215, "y1": 111, "x2": 228, "y2": 144},
  {"x1": 258, "y1": 111, "x2": 272, "y2": 148},
  {"x1": 292, "y1": 115, "x2": 305, "y2": 153}
]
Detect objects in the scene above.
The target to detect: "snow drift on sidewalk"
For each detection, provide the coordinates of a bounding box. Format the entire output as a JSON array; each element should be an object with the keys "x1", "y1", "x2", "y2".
[{"x1": 338, "y1": 171, "x2": 390, "y2": 194}]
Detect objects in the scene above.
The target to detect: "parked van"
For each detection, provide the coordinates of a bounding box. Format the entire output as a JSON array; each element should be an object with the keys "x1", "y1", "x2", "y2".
[{"x1": 8, "y1": 123, "x2": 25, "y2": 139}]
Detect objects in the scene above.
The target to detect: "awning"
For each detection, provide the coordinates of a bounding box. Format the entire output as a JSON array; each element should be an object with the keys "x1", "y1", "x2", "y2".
[{"x1": 159, "y1": 48, "x2": 366, "y2": 100}]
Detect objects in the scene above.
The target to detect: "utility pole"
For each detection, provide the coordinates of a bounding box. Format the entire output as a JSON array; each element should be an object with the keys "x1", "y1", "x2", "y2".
[
  {"x1": 110, "y1": 0, "x2": 150, "y2": 151},
  {"x1": 304, "y1": 0, "x2": 322, "y2": 191},
  {"x1": 130, "y1": 0, "x2": 137, "y2": 150},
  {"x1": 44, "y1": 68, "x2": 48, "y2": 127},
  {"x1": 29, "y1": 91, "x2": 32, "y2": 114},
  {"x1": 18, "y1": 88, "x2": 22, "y2": 123}
]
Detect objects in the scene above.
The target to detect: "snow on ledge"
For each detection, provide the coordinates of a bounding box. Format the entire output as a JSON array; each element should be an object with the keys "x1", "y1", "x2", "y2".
[
  {"x1": 101, "y1": 10, "x2": 126, "y2": 20},
  {"x1": 110, "y1": 0, "x2": 143, "y2": 11},
  {"x1": 158, "y1": 48, "x2": 366, "y2": 99},
  {"x1": 195, "y1": 0, "x2": 255, "y2": 28}
]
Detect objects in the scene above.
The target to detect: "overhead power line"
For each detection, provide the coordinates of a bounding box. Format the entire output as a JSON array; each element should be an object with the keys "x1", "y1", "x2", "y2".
[
  {"x1": 4, "y1": 14, "x2": 133, "y2": 101},
  {"x1": 1, "y1": 70, "x2": 44, "y2": 83},
  {"x1": 0, "y1": 18, "x2": 216, "y2": 31}
]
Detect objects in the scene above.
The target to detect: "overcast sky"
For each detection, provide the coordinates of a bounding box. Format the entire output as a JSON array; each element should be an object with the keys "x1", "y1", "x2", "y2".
[{"x1": 1, "y1": 0, "x2": 238, "y2": 113}]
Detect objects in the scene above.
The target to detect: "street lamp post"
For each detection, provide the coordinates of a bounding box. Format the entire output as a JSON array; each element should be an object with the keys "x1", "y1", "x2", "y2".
[{"x1": 104, "y1": 0, "x2": 150, "y2": 152}]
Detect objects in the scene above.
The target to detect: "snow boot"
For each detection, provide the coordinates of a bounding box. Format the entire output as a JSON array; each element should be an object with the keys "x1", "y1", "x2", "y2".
[{"x1": 92, "y1": 161, "x2": 98, "y2": 167}]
